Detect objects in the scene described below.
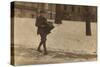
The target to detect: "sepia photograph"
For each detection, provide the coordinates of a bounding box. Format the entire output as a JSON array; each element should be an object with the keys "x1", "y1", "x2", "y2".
[{"x1": 11, "y1": 1, "x2": 97, "y2": 66}]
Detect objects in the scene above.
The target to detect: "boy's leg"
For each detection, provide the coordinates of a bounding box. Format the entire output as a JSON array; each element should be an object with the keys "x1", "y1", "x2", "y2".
[
  {"x1": 42, "y1": 34, "x2": 48, "y2": 55},
  {"x1": 37, "y1": 33, "x2": 48, "y2": 54},
  {"x1": 37, "y1": 34, "x2": 43, "y2": 52},
  {"x1": 43, "y1": 41, "x2": 47, "y2": 55},
  {"x1": 37, "y1": 41, "x2": 42, "y2": 52}
]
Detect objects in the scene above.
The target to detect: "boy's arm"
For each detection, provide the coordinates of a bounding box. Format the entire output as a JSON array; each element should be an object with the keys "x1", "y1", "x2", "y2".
[{"x1": 35, "y1": 17, "x2": 38, "y2": 27}]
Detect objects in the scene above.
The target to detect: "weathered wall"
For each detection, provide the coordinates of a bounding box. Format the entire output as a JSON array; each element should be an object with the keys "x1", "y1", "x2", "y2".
[{"x1": 13, "y1": 1, "x2": 97, "y2": 22}]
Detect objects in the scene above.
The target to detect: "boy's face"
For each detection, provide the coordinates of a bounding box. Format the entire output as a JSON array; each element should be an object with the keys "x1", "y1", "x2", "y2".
[{"x1": 40, "y1": 13, "x2": 46, "y2": 17}]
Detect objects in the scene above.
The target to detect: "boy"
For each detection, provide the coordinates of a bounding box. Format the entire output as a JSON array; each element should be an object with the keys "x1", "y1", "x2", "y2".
[{"x1": 35, "y1": 10, "x2": 51, "y2": 55}]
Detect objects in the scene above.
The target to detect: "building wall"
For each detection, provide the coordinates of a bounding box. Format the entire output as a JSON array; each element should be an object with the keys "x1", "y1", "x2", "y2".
[{"x1": 13, "y1": 2, "x2": 97, "y2": 22}]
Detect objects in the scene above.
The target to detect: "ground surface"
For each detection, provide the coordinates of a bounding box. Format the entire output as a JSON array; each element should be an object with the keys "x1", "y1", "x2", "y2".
[{"x1": 13, "y1": 17, "x2": 97, "y2": 65}]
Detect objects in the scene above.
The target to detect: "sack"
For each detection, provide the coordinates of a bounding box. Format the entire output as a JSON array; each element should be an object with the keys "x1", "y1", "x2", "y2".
[
  {"x1": 47, "y1": 21, "x2": 54, "y2": 30},
  {"x1": 45, "y1": 21, "x2": 54, "y2": 34}
]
